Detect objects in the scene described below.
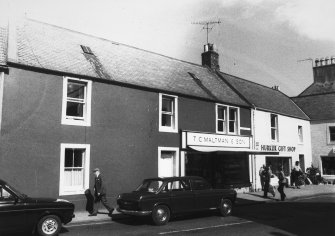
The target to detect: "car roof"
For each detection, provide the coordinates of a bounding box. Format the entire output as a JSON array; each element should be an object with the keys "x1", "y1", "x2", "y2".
[{"x1": 143, "y1": 176, "x2": 205, "y2": 182}]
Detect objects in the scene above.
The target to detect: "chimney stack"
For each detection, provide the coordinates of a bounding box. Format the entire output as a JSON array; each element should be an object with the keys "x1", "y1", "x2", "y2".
[
  {"x1": 201, "y1": 43, "x2": 220, "y2": 70},
  {"x1": 313, "y1": 55, "x2": 335, "y2": 84}
]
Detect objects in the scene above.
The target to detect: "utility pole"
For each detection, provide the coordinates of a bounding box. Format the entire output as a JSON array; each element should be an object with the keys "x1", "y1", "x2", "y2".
[{"x1": 192, "y1": 20, "x2": 221, "y2": 44}]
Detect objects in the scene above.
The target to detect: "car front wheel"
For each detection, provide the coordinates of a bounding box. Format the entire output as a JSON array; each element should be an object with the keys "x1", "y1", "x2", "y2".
[
  {"x1": 219, "y1": 199, "x2": 233, "y2": 217},
  {"x1": 37, "y1": 215, "x2": 61, "y2": 236},
  {"x1": 152, "y1": 205, "x2": 170, "y2": 226}
]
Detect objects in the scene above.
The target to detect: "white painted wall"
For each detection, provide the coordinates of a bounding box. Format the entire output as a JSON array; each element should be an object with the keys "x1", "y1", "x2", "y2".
[{"x1": 252, "y1": 109, "x2": 312, "y2": 190}]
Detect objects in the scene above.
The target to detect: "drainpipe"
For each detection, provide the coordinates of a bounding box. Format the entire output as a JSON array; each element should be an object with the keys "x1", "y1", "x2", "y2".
[{"x1": 251, "y1": 105, "x2": 257, "y2": 192}]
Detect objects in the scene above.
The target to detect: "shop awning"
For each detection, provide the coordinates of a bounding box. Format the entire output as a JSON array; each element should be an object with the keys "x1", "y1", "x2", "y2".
[{"x1": 188, "y1": 146, "x2": 279, "y2": 155}]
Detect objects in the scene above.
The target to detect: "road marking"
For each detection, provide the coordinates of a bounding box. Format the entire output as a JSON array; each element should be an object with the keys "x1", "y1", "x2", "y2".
[
  {"x1": 159, "y1": 221, "x2": 253, "y2": 235},
  {"x1": 66, "y1": 221, "x2": 114, "y2": 228}
]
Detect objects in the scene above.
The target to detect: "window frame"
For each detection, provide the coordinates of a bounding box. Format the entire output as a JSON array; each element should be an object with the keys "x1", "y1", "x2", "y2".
[
  {"x1": 216, "y1": 104, "x2": 240, "y2": 135},
  {"x1": 61, "y1": 77, "x2": 92, "y2": 127},
  {"x1": 270, "y1": 114, "x2": 279, "y2": 142},
  {"x1": 328, "y1": 125, "x2": 335, "y2": 144},
  {"x1": 159, "y1": 93, "x2": 178, "y2": 133},
  {"x1": 158, "y1": 147, "x2": 180, "y2": 177},
  {"x1": 59, "y1": 143, "x2": 90, "y2": 196},
  {"x1": 298, "y1": 125, "x2": 304, "y2": 143}
]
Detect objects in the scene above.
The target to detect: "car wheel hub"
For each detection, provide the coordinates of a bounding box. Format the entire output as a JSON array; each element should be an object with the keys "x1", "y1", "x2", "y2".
[
  {"x1": 156, "y1": 208, "x2": 167, "y2": 221},
  {"x1": 222, "y1": 203, "x2": 231, "y2": 214},
  {"x1": 42, "y1": 219, "x2": 58, "y2": 234}
]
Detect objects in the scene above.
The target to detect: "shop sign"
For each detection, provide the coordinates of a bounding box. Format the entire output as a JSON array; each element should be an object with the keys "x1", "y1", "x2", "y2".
[
  {"x1": 186, "y1": 132, "x2": 250, "y2": 148},
  {"x1": 259, "y1": 144, "x2": 296, "y2": 153}
]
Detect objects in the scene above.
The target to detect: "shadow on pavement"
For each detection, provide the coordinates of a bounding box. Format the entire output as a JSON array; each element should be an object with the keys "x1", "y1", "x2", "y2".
[{"x1": 233, "y1": 201, "x2": 335, "y2": 236}]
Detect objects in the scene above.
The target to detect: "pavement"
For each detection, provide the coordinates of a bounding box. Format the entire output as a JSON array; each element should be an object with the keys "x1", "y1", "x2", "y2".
[{"x1": 68, "y1": 184, "x2": 335, "y2": 226}]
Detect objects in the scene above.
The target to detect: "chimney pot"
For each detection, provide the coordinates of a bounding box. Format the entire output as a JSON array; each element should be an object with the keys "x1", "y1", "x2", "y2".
[
  {"x1": 320, "y1": 57, "x2": 325, "y2": 66},
  {"x1": 315, "y1": 58, "x2": 319, "y2": 67}
]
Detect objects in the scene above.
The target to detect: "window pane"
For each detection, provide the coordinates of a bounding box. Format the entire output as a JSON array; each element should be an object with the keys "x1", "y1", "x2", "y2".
[
  {"x1": 72, "y1": 169, "x2": 84, "y2": 185},
  {"x1": 65, "y1": 149, "x2": 73, "y2": 167},
  {"x1": 162, "y1": 97, "x2": 173, "y2": 112},
  {"x1": 73, "y1": 149, "x2": 84, "y2": 167},
  {"x1": 330, "y1": 127, "x2": 335, "y2": 141},
  {"x1": 66, "y1": 102, "x2": 84, "y2": 117},
  {"x1": 218, "y1": 107, "x2": 226, "y2": 120},
  {"x1": 229, "y1": 121, "x2": 235, "y2": 133},
  {"x1": 162, "y1": 114, "x2": 172, "y2": 127},
  {"x1": 161, "y1": 151, "x2": 174, "y2": 159},
  {"x1": 67, "y1": 82, "x2": 85, "y2": 99},
  {"x1": 229, "y1": 108, "x2": 236, "y2": 120},
  {"x1": 271, "y1": 128, "x2": 276, "y2": 140},
  {"x1": 271, "y1": 114, "x2": 277, "y2": 128},
  {"x1": 218, "y1": 120, "x2": 223, "y2": 132}
]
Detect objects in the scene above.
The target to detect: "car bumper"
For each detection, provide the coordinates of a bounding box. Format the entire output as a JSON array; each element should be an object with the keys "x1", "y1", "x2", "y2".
[{"x1": 117, "y1": 208, "x2": 152, "y2": 216}]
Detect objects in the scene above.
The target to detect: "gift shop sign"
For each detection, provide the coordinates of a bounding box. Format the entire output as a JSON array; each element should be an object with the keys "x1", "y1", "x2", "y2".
[
  {"x1": 186, "y1": 132, "x2": 250, "y2": 148},
  {"x1": 257, "y1": 144, "x2": 296, "y2": 153}
]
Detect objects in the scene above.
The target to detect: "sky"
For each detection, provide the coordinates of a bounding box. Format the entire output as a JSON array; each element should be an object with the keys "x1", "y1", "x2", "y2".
[{"x1": 2, "y1": 0, "x2": 335, "y2": 96}]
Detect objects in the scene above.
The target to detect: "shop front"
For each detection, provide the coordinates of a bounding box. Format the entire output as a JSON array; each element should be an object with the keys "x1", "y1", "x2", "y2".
[{"x1": 181, "y1": 131, "x2": 256, "y2": 189}]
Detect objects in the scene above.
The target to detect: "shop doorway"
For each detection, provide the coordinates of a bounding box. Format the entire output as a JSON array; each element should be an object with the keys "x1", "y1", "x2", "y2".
[{"x1": 185, "y1": 152, "x2": 250, "y2": 189}]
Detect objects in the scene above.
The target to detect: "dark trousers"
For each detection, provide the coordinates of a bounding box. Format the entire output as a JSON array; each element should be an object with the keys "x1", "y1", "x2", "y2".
[
  {"x1": 92, "y1": 194, "x2": 114, "y2": 214},
  {"x1": 260, "y1": 176, "x2": 265, "y2": 190},
  {"x1": 278, "y1": 183, "x2": 286, "y2": 201},
  {"x1": 263, "y1": 181, "x2": 270, "y2": 197}
]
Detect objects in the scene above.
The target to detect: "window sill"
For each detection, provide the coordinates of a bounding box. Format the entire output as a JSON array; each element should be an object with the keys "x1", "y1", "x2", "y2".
[
  {"x1": 62, "y1": 118, "x2": 91, "y2": 127},
  {"x1": 159, "y1": 127, "x2": 178, "y2": 133},
  {"x1": 59, "y1": 188, "x2": 85, "y2": 196}
]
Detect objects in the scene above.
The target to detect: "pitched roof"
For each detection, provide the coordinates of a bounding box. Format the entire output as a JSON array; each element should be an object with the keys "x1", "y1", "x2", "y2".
[
  {"x1": 299, "y1": 82, "x2": 335, "y2": 96},
  {"x1": 292, "y1": 93, "x2": 335, "y2": 121},
  {"x1": 2, "y1": 18, "x2": 249, "y2": 107},
  {"x1": 218, "y1": 72, "x2": 309, "y2": 120}
]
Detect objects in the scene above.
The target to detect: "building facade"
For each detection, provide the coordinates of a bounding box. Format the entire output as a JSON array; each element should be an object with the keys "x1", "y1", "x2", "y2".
[{"x1": 293, "y1": 58, "x2": 335, "y2": 182}]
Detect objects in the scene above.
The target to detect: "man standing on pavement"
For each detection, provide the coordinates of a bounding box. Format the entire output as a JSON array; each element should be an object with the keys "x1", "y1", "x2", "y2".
[{"x1": 89, "y1": 168, "x2": 114, "y2": 217}]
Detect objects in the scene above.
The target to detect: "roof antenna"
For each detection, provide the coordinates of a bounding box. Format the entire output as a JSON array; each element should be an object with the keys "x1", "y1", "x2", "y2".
[
  {"x1": 297, "y1": 58, "x2": 313, "y2": 67},
  {"x1": 192, "y1": 19, "x2": 221, "y2": 44}
]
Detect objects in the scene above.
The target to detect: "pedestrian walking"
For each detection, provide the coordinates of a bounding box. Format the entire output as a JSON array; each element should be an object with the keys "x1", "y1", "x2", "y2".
[
  {"x1": 89, "y1": 168, "x2": 114, "y2": 217},
  {"x1": 263, "y1": 165, "x2": 272, "y2": 198},
  {"x1": 293, "y1": 161, "x2": 303, "y2": 189},
  {"x1": 277, "y1": 166, "x2": 287, "y2": 201},
  {"x1": 259, "y1": 164, "x2": 266, "y2": 191}
]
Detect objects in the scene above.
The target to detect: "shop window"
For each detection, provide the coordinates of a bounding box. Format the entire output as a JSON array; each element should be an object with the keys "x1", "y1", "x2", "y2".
[
  {"x1": 159, "y1": 94, "x2": 178, "y2": 132},
  {"x1": 216, "y1": 104, "x2": 239, "y2": 134},
  {"x1": 266, "y1": 156, "x2": 291, "y2": 177},
  {"x1": 298, "y1": 126, "x2": 303, "y2": 143},
  {"x1": 158, "y1": 147, "x2": 179, "y2": 177},
  {"x1": 321, "y1": 156, "x2": 335, "y2": 175},
  {"x1": 60, "y1": 144, "x2": 90, "y2": 195},
  {"x1": 62, "y1": 77, "x2": 92, "y2": 126},
  {"x1": 271, "y1": 114, "x2": 278, "y2": 141},
  {"x1": 329, "y1": 126, "x2": 335, "y2": 142}
]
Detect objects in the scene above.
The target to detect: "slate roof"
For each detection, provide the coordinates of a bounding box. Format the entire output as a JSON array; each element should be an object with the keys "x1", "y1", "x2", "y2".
[
  {"x1": 2, "y1": 18, "x2": 249, "y2": 107},
  {"x1": 218, "y1": 72, "x2": 310, "y2": 120},
  {"x1": 299, "y1": 82, "x2": 335, "y2": 96},
  {"x1": 292, "y1": 93, "x2": 335, "y2": 121}
]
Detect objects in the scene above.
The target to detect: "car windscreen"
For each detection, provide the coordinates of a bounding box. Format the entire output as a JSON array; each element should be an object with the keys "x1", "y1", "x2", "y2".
[
  {"x1": 5, "y1": 184, "x2": 27, "y2": 199},
  {"x1": 136, "y1": 180, "x2": 164, "y2": 193}
]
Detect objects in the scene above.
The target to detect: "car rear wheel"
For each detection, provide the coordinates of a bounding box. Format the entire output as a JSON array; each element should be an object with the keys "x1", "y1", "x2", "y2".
[
  {"x1": 152, "y1": 205, "x2": 170, "y2": 226},
  {"x1": 37, "y1": 215, "x2": 61, "y2": 236},
  {"x1": 219, "y1": 199, "x2": 233, "y2": 217}
]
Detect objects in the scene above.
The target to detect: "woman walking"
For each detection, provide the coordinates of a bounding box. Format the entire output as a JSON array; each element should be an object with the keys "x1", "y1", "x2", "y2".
[{"x1": 278, "y1": 166, "x2": 287, "y2": 201}]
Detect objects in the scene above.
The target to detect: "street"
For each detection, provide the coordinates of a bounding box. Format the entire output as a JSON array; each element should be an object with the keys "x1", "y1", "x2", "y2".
[{"x1": 61, "y1": 194, "x2": 335, "y2": 236}]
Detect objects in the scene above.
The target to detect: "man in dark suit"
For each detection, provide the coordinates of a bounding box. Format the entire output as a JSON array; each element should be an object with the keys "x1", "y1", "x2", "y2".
[{"x1": 89, "y1": 168, "x2": 114, "y2": 217}]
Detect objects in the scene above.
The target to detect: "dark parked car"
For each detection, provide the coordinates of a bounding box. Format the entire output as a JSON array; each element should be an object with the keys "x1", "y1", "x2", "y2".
[
  {"x1": 117, "y1": 176, "x2": 237, "y2": 225},
  {"x1": 0, "y1": 179, "x2": 75, "y2": 236}
]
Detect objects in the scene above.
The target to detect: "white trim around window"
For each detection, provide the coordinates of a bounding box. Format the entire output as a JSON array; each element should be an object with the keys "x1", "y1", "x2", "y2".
[
  {"x1": 159, "y1": 93, "x2": 178, "y2": 133},
  {"x1": 61, "y1": 77, "x2": 92, "y2": 126},
  {"x1": 158, "y1": 147, "x2": 180, "y2": 177},
  {"x1": 215, "y1": 103, "x2": 240, "y2": 135},
  {"x1": 59, "y1": 143, "x2": 90, "y2": 196}
]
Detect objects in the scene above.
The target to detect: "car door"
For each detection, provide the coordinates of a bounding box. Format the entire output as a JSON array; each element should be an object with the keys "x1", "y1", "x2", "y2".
[
  {"x1": 191, "y1": 179, "x2": 218, "y2": 210},
  {"x1": 166, "y1": 180, "x2": 195, "y2": 213},
  {"x1": 0, "y1": 186, "x2": 27, "y2": 234}
]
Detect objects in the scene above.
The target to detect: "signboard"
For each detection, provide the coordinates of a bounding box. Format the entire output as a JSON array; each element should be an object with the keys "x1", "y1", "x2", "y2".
[
  {"x1": 257, "y1": 144, "x2": 296, "y2": 153},
  {"x1": 186, "y1": 131, "x2": 250, "y2": 148}
]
